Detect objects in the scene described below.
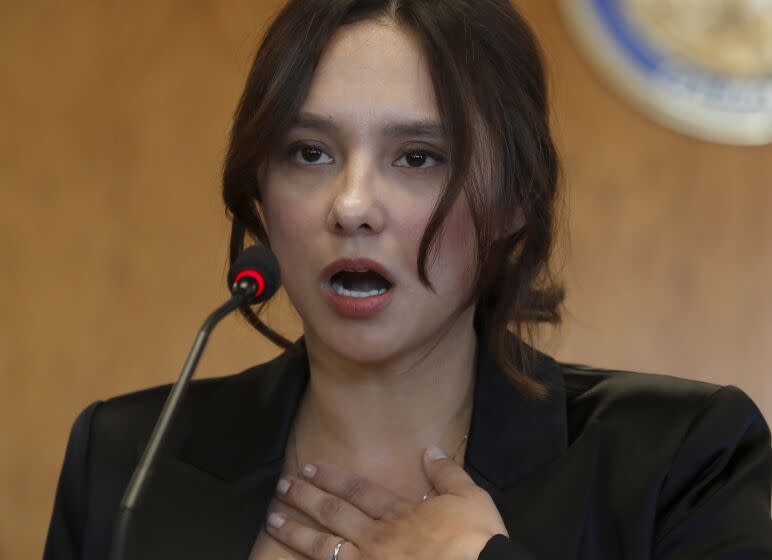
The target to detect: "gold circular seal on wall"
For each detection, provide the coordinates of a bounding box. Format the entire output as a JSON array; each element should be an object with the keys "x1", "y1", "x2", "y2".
[
  {"x1": 560, "y1": 0, "x2": 772, "y2": 145},
  {"x1": 626, "y1": 0, "x2": 772, "y2": 78}
]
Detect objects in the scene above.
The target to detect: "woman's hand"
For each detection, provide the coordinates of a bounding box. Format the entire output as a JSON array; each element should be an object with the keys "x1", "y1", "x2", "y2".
[{"x1": 264, "y1": 447, "x2": 509, "y2": 560}]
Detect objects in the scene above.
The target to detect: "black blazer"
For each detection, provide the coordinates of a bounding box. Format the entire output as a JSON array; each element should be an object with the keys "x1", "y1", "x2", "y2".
[{"x1": 44, "y1": 312, "x2": 772, "y2": 559}]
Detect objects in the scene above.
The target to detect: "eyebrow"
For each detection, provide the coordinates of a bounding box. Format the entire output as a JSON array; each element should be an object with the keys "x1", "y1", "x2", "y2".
[{"x1": 290, "y1": 112, "x2": 448, "y2": 140}]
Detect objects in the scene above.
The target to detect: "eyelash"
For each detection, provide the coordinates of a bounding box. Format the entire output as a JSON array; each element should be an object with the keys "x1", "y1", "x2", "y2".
[{"x1": 285, "y1": 143, "x2": 446, "y2": 171}]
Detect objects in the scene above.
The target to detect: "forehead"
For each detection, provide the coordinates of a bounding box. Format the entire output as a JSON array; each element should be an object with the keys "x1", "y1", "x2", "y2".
[{"x1": 298, "y1": 19, "x2": 441, "y2": 128}]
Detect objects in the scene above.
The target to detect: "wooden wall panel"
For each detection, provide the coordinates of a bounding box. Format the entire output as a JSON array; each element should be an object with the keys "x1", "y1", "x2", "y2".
[{"x1": 1, "y1": 1, "x2": 769, "y2": 557}]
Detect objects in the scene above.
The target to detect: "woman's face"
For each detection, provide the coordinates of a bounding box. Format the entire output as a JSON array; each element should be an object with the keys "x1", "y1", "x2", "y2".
[{"x1": 260, "y1": 19, "x2": 478, "y2": 365}]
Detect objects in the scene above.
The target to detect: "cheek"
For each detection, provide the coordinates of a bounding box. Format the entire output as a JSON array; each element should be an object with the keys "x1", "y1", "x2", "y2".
[
  {"x1": 264, "y1": 202, "x2": 302, "y2": 239},
  {"x1": 260, "y1": 192, "x2": 317, "y2": 271},
  {"x1": 426, "y1": 195, "x2": 478, "y2": 289},
  {"x1": 259, "y1": 164, "x2": 312, "y2": 245}
]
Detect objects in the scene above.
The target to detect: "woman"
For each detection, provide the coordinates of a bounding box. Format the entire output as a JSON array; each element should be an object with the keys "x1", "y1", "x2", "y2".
[{"x1": 45, "y1": 1, "x2": 772, "y2": 559}]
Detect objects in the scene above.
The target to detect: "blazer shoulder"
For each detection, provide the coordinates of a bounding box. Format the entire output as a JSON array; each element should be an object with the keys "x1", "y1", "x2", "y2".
[
  {"x1": 559, "y1": 361, "x2": 722, "y2": 402},
  {"x1": 87, "y1": 349, "x2": 296, "y2": 454},
  {"x1": 45, "y1": 350, "x2": 299, "y2": 559},
  {"x1": 556, "y1": 361, "x2": 768, "y2": 447},
  {"x1": 553, "y1": 362, "x2": 772, "y2": 555}
]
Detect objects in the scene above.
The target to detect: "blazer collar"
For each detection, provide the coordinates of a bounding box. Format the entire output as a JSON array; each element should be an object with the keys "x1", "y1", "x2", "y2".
[
  {"x1": 128, "y1": 309, "x2": 568, "y2": 559},
  {"x1": 183, "y1": 307, "x2": 568, "y2": 490},
  {"x1": 465, "y1": 311, "x2": 568, "y2": 493}
]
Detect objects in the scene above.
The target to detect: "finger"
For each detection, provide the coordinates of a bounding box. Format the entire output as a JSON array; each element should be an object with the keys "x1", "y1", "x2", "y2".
[
  {"x1": 275, "y1": 476, "x2": 374, "y2": 542},
  {"x1": 301, "y1": 462, "x2": 413, "y2": 518},
  {"x1": 266, "y1": 512, "x2": 359, "y2": 560},
  {"x1": 423, "y1": 446, "x2": 480, "y2": 498}
]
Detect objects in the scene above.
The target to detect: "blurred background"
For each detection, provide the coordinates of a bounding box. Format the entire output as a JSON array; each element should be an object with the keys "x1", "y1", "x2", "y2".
[{"x1": 2, "y1": 1, "x2": 770, "y2": 557}]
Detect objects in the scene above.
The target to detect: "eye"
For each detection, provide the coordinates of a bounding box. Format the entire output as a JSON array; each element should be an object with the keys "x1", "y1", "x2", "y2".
[
  {"x1": 394, "y1": 149, "x2": 446, "y2": 170},
  {"x1": 287, "y1": 144, "x2": 334, "y2": 165}
]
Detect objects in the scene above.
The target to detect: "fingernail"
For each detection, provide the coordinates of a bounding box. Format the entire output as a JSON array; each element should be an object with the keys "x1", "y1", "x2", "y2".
[
  {"x1": 426, "y1": 445, "x2": 447, "y2": 460},
  {"x1": 276, "y1": 478, "x2": 291, "y2": 495},
  {"x1": 302, "y1": 463, "x2": 317, "y2": 478},
  {"x1": 268, "y1": 512, "x2": 286, "y2": 528}
]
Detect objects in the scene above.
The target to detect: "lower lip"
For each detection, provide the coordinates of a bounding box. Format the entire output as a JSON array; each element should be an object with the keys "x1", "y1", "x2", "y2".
[{"x1": 322, "y1": 283, "x2": 395, "y2": 318}]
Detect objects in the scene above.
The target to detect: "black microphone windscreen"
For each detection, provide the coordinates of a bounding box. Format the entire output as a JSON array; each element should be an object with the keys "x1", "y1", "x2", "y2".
[{"x1": 227, "y1": 245, "x2": 281, "y2": 302}]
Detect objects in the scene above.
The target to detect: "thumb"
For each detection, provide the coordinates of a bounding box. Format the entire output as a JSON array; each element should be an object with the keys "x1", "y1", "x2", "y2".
[{"x1": 423, "y1": 445, "x2": 478, "y2": 498}]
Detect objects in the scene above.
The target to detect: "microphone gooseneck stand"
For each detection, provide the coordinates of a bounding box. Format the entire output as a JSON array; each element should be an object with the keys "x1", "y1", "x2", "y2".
[{"x1": 109, "y1": 280, "x2": 258, "y2": 560}]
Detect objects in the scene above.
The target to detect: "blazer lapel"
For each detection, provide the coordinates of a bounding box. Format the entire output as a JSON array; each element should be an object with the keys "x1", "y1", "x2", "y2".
[
  {"x1": 466, "y1": 310, "x2": 601, "y2": 557},
  {"x1": 499, "y1": 423, "x2": 602, "y2": 558},
  {"x1": 121, "y1": 454, "x2": 282, "y2": 559},
  {"x1": 124, "y1": 341, "x2": 311, "y2": 560}
]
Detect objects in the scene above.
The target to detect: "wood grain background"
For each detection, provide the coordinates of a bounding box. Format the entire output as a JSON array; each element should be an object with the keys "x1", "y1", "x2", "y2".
[{"x1": 2, "y1": 1, "x2": 770, "y2": 558}]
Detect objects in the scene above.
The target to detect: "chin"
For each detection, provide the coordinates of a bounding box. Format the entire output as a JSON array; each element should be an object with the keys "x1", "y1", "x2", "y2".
[
  {"x1": 330, "y1": 345, "x2": 403, "y2": 367},
  {"x1": 300, "y1": 311, "x2": 411, "y2": 364},
  {"x1": 326, "y1": 324, "x2": 408, "y2": 363}
]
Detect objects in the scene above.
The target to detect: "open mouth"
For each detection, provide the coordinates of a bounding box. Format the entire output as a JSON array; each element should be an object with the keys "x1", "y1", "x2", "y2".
[{"x1": 328, "y1": 270, "x2": 394, "y2": 298}]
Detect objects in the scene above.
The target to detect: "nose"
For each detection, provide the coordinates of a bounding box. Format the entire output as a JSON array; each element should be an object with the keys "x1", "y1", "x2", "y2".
[{"x1": 326, "y1": 157, "x2": 385, "y2": 235}]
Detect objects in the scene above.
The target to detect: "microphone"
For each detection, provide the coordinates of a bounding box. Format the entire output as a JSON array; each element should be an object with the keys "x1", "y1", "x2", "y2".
[
  {"x1": 227, "y1": 244, "x2": 281, "y2": 303},
  {"x1": 109, "y1": 245, "x2": 280, "y2": 560}
]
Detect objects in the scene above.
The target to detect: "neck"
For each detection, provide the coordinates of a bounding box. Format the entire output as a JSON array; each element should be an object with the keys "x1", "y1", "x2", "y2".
[{"x1": 292, "y1": 306, "x2": 477, "y2": 477}]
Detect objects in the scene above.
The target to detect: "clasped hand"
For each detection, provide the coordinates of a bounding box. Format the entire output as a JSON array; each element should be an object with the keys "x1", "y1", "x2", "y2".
[{"x1": 264, "y1": 446, "x2": 509, "y2": 560}]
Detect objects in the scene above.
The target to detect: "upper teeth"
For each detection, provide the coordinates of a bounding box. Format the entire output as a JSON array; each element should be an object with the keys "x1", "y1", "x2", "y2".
[{"x1": 331, "y1": 279, "x2": 388, "y2": 298}]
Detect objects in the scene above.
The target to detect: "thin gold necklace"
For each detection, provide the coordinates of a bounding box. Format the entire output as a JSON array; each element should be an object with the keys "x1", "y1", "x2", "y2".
[{"x1": 291, "y1": 425, "x2": 469, "y2": 502}]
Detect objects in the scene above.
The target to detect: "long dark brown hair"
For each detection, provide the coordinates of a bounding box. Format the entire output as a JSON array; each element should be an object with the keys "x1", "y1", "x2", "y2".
[{"x1": 222, "y1": 0, "x2": 565, "y2": 397}]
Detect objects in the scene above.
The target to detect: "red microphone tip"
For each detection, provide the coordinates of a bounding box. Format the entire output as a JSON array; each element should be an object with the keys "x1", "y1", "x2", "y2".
[{"x1": 233, "y1": 270, "x2": 265, "y2": 298}]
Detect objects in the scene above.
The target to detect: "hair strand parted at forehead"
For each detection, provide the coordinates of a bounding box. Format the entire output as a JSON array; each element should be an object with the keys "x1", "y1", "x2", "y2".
[{"x1": 222, "y1": 0, "x2": 565, "y2": 398}]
